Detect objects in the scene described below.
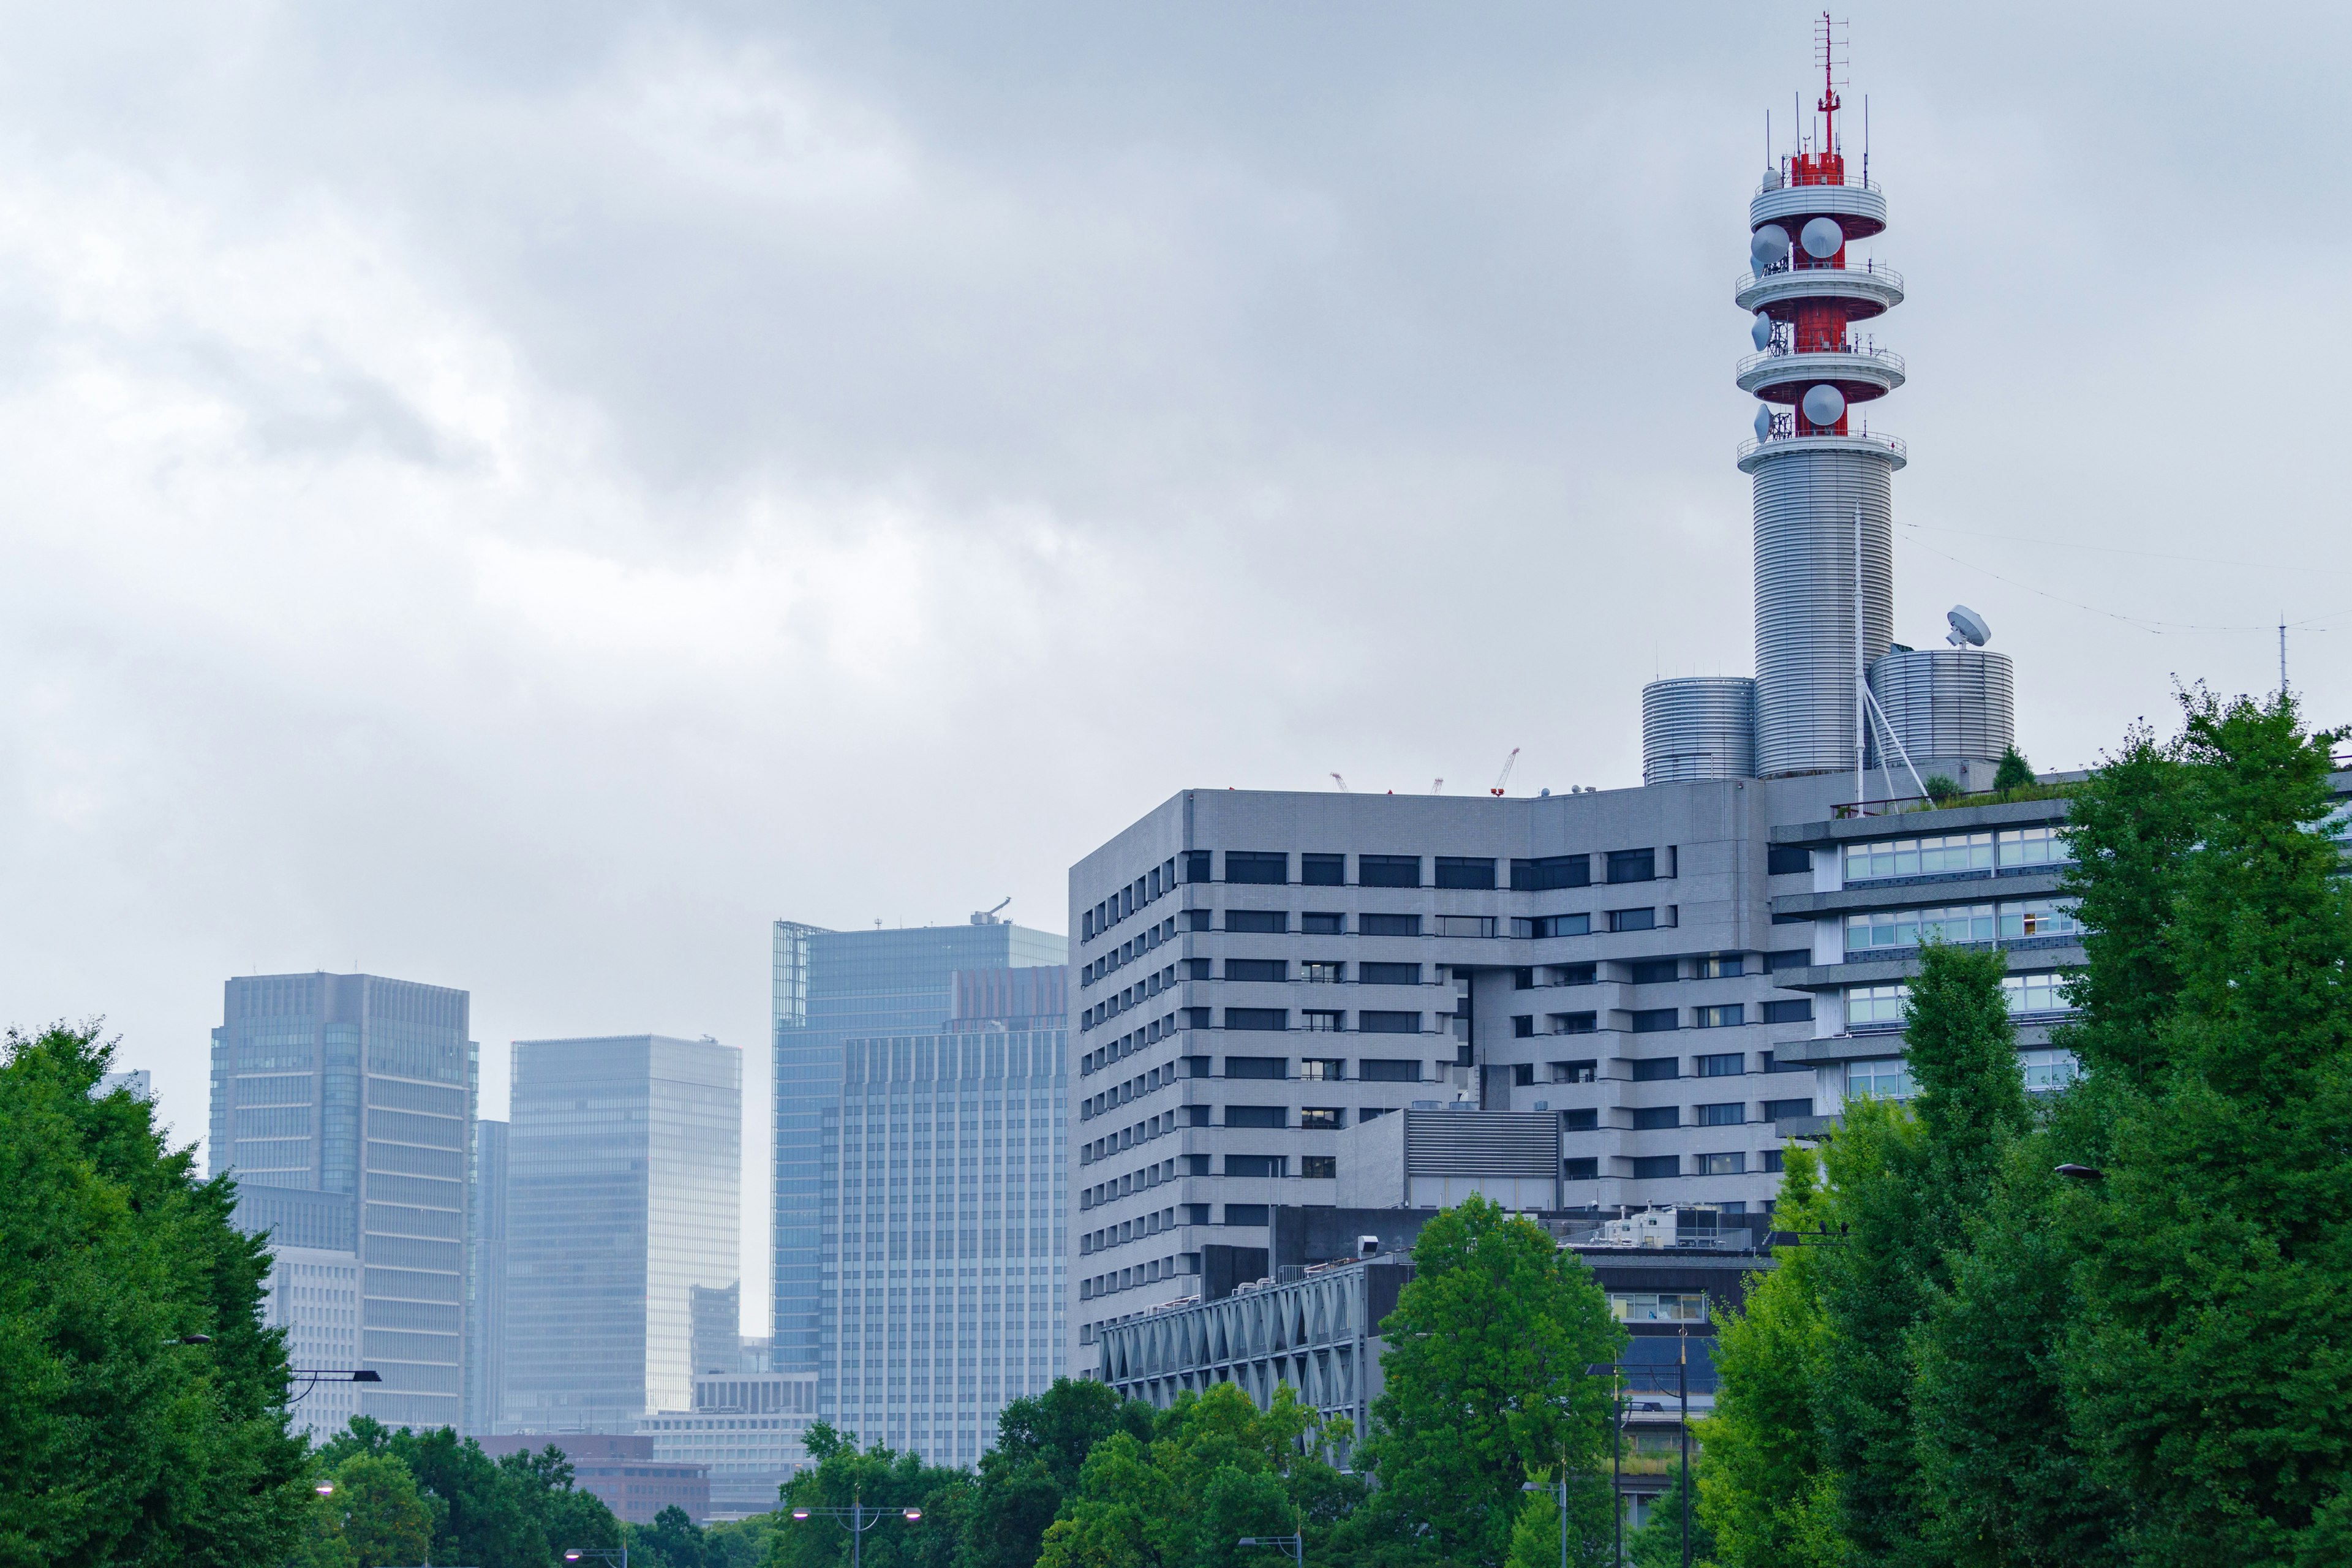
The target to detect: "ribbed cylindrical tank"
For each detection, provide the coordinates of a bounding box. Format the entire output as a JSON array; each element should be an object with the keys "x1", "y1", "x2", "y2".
[
  {"x1": 1642, "y1": 676, "x2": 1758, "y2": 784},
  {"x1": 1867, "y1": 647, "x2": 2015, "y2": 768},
  {"x1": 1749, "y1": 447, "x2": 1896, "y2": 776}
]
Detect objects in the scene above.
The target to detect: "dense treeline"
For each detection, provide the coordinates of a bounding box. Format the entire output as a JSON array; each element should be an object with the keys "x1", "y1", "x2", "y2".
[{"x1": 1698, "y1": 688, "x2": 2352, "y2": 1568}]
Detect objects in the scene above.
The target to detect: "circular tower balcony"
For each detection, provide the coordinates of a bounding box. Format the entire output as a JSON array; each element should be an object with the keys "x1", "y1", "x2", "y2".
[
  {"x1": 1735, "y1": 259, "x2": 1904, "y2": 322},
  {"x1": 1735, "y1": 429, "x2": 1907, "y2": 473},
  {"x1": 1749, "y1": 178, "x2": 1887, "y2": 240},
  {"x1": 1736, "y1": 345, "x2": 1905, "y2": 404}
]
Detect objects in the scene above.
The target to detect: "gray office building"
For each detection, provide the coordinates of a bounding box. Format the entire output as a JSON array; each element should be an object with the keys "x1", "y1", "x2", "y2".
[
  {"x1": 506, "y1": 1036, "x2": 741, "y2": 1429},
  {"x1": 465, "y1": 1118, "x2": 509, "y2": 1435},
  {"x1": 210, "y1": 972, "x2": 476, "y2": 1429},
  {"x1": 831, "y1": 966, "x2": 1069, "y2": 1464},
  {"x1": 771, "y1": 915, "x2": 1066, "y2": 1402}
]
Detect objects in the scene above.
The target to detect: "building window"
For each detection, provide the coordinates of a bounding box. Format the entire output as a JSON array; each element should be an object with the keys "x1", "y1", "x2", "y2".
[
  {"x1": 1762, "y1": 1096, "x2": 1814, "y2": 1121},
  {"x1": 1761, "y1": 998, "x2": 1813, "y2": 1024},
  {"x1": 2003, "y1": 972, "x2": 2071, "y2": 1015},
  {"x1": 1360, "y1": 962, "x2": 1422, "y2": 986},
  {"x1": 1760, "y1": 1148, "x2": 1785, "y2": 1172},
  {"x1": 1610, "y1": 908, "x2": 1657, "y2": 933},
  {"x1": 1843, "y1": 831, "x2": 1994, "y2": 882},
  {"x1": 1845, "y1": 903, "x2": 1997, "y2": 954},
  {"x1": 1224, "y1": 1010, "x2": 1288, "y2": 1033},
  {"x1": 1512, "y1": 854, "x2": 1591, "y2": 891},
  {"x1": 1766, "y1": 845, "x2": 1812, "y2": 875},
  {"x1": 1514, "y1": 913, "x2": 1592, "y2": 939},
  {"x1": 1606, "y1": 848, "x2": 1657, "y2": 884},
  {"x1": 1302, "y1": 961, "x2": 1344, "y2": 984},
  {"x1": 1611, "y1": 1292, "x2": 1709, "y2": 1322},
  {"x1": 1300, "y1": 1155, "x2": 1338, "y2": 1179},
  {"x1": 1224, "y1": 851, "x2": 1287, "y2": 885},
  {"x1": 1435, "y1": 856, "x2": 1497, "y2": 890},
  {"x1": 1224, "y1": 1203, "x2": 1272, "y2": 1223},
  {"x1": 1302, "y1": 911, "x2": 1345, "y2": 935},
  {"x1": 1997, "y1": 826, "x2": 2075, "y2": 869},
  {"x1": 1358, "y1": 1011, "x2": 1422, "y2": 1035},
  {"x1": 1629, "y1": 957, "x2": 1678, "y2": 984},
  {"x1": 1630, "y1": 1155, "x2": 1680, "y2": 1180},
  {"x1": 1183, "y1": 851, "x2": 1213, "y2": 882},
  {"x1": 1703, "y1": 955, "x2": 1745, "y2": 978},
  {"x1": 1299, "y1": 1057, "x2": 1344, "y2": 1079},
  {"x1": 1224, "y1": 1106, "x2": 1286, "y2": 1129},
  {"x1": 1697, "y1": 1102, "x2": 1746, "y2": 1126},
  {"x1": 1549, "y1": 963, "x2": 1598, "y2": 987},
  {"x1": 1845, "y1": 1061, "x2": 1914, "y2": 1101},
  {"x1": 1564, "y1": 1158, "x2": 1600, "y2": 1180},
  {"x1": 1553, "y1": 1060, "x2": 1597, "y2": 1083},
  {"x1": 1999, "y1": 899, "x2": 2084, "y2": 941},
  {"x1": 1562, "y1": 1107, "x2": 1598, "y2": 1129},
  {"x1": 1301, "y1": 853, "x2": 1346, "y2": 887},
  {"x1": 1227, "y1": 910, "x2": 1289, "y2": 935},
  {"x1": 1300, "y1": 1011, "x2": 1344, "y2": 1033},
  {"x1": 1629, "y1": 1008, "x2": 1679, "y2": 1034},
  {"x1": 1630, "y1": 1057, "x2": 1679, "y2": 1082},
  {"x1": 1182, "y1": 909, "x2": 1215, "y2": 932},
  {"x1": 1225, "y1": 958, "x2": 1287, "y2": 983},
  {"x1": 1695, "y1": 1005, "x2": 1744, "y2": 1028},
  {"x1": 1433, "y1": 914, "x2": 1498, "y2": 938},
  {"x1": 1847, "y1": 983, "x2": 1910, "y2": 1027},
  {"x1": 1224, "y1": 1055, "x2": 1287, "y2": 1078},
  {"x1": 1550, "y1": 1012, "x2": 1599, "y2": 1035},
  {"x1": 1359, "y1": 854, "x2": 1422, "y2": 888},
  {"x1": 1513, "y1": 967, "x2": 1537, "y2": 990},
  {"x1": 1358, "y1": 1057, "x2": 1422, "y2": 1081},
  {"x1": 1299, "y1": 1107, "x2": 1343, "y2": 1131},
  {"x1": 1512, "y1": 1016, "x2": 1535, "y2": 1038},
  {"x1": 1631, "y1": 1106, "x2": 1679, "y2": 1130},
  {"x1": 1510, "y1": 1063, "x2": 1536, "y2": 1087},
  {"x1": 2021, "y1": 1048, "x2": 2081, "y2": 1091},
  {"x1": 1360, "y1": 913, "x2": 1422, "y2": 938},
  {"x1": 1698, "y1": 1152, "x2": 1746, "y2": 1175},
  {"x1": 1695, "y1": 1052, "x2": 1744, "y2": 1077}
]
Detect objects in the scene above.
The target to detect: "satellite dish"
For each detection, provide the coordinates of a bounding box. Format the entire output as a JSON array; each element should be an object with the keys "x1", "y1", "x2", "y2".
[
  {"x1": 1754, "y1": 404, "x2": 1773, "y2": 441},
  {"x1": 1801, "y1": 383, "x2": 1845, "y2": 426},
  {"x1": 1749, "y1": 224, "x2": 1791, "y2": 272},
  {"x1": 1800, "y1": 216, "x2": 1844, "y2": 259},
  {"x1": 1751, "y1": 312, "x2": 1772, "y2": 350},
  {"x1": 1946, "y1": 605, "x2": 1992, "y2": 647}
]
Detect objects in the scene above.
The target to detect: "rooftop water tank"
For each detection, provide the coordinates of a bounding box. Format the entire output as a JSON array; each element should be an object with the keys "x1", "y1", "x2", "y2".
[
  {"x1": 1866, "y1": 648, "x2": 2015, "y2": 769},
  {"x1": 1642, "y1": 677, "x2": 1758, "y2": 784}
]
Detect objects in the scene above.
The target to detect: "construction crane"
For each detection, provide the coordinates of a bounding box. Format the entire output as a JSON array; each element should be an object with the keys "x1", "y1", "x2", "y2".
[
  {"x1": 1490, "y1": 747, "x2": 1521, "y2": 796},
  {"x1": 1330, "y1": 773, "x2": 1349, "y2": 792},
  {"x1": 1431, "y1": 778, "x2": 1446, "y2": 793}
]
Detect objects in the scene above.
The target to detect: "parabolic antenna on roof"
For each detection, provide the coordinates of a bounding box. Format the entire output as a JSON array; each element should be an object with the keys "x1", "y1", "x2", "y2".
[
  {"x1": 1800, "y1": 216, "x2": 1844, "y2": 259},
  {"x1": 1754, "y1": 404, "x2": 1773, "y2": 441},
  {"x1": 1946, "y1": 605, "x2": 1992, "y2": 647},
  {"x1": 1750, "y1": 224, "x2": 1791, "y2": 272},
  {"x1": 1751, "y1": 312, "x2": 1772, "y2": 349}
]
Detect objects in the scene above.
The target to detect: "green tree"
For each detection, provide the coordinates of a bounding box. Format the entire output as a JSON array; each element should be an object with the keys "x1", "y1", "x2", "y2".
[
  {"x1": 0, "y1": 1021, "x2": 311, "y2": 1568},
  {"x1": 1627, "y1": 1463, "x2": 1715, "y2": 1568},
  {"x1": 1035, "y1": 1382, "x2": 1357, "y2": 1568},
  {"x1": 316, "y1": 1419, "x2": 620, "y2": 1568},
  {"x1": 1356, "y1": 1196, "x2": 1625, "y2": 1568},
  {"x1": 1695, "y1": 1148, "x2": 1845, "y2": 1568},
  {"x1": 1505, "y1": 1471, "x2": 1618, "y2": 1568},
  {"x1": 330, "y1": 1452, "x2": 435, "y2": 1568},
  {"x1": 633, "y1": 1504, "x2": 718, "y2": 1568},
  {"x1": 1991, "y1": 747, "x2": 2035, "y2": 793},
  {"x1": 2062, "y1": 690, "x2": 2352, "y2": 1566},
  {"x1": 767, "y1": 1424, "x2": 974, "y2": 1568},
  {"x1": 963, "y1": 1379, "x2": 1155, "y2": 1568}
]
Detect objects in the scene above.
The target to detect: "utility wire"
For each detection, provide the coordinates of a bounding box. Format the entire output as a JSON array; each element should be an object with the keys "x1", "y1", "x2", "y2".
[
  {"x1": 1899, "y1": 533, "x2": 2350, "y2": 636},
  {"x1": 1898, "y1": 520, "x2": 2352, "y2": 578}
]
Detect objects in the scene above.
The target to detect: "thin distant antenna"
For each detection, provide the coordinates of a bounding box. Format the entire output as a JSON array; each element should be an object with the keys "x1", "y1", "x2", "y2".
[
  {"x1": 1766, "y1": 108, "x2": 1771, "y2": 168},
  {"x1": 1864, "y1": 94, "x2": 1870, "y2": 185},
  {"x1": 2281, "y1": 616, "x2": 2289, "y2": 698}
]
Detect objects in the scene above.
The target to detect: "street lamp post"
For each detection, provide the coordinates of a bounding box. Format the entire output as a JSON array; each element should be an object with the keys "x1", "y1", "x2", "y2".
[
  {"x1": 565, "y1": 1547, "x2": 627, "y2": 1568},
  {"x1": 790, "y1": 1490, "x2": 924, "y2": 1568},
  {"x1": 288, "y1": 1368, "x2": 382, "y2": 1404},
  {"x1": 1237, "y1": 1534, "x2": 1305, "y2": 1568}
]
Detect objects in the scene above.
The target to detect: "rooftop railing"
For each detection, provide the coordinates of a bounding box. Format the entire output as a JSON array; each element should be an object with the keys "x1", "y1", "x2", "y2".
[
  {"x1": 1735, "y1": 343, "x2": 1906, "y2": 379},
  {"x1": 1736, "y1": 257, "x2": 1903, "y2": 293},
  {"x1": 1733, "y1": 429, "x2": 1906, "y2": 463}
]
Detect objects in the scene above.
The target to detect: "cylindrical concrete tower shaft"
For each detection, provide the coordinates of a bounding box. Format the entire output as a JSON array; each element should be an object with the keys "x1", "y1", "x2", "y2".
[{"x1": 1735, "y1": 23, "x2": 1905, "y2": 778}]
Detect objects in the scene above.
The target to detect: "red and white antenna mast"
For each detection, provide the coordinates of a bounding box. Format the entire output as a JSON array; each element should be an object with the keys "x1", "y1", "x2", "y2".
[{"x1": 1817, "y1": 12, "x2": 1843, "y2": 156}]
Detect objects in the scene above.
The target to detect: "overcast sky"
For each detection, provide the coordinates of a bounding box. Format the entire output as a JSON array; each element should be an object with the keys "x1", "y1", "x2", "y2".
[{"x1": 7, "y1": 2, "x2": 2348, "y2": 1331}]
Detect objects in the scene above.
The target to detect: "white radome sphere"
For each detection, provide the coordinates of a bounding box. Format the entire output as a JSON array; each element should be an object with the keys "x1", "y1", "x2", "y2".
[
  {"x1": 1801, "y1": 383, "x2": 1847, "y2": 426},
  {"x1": 1800, "y1": 216, "x2": 1845, "y2": 259}
]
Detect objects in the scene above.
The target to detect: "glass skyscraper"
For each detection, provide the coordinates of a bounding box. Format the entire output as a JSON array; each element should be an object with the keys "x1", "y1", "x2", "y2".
[
  {"x1": 771, "y1": 918, "x2": 1066, "y2": 1403},
  {"x1": 829, "y1": 966, "x2": 1069, "y2": 1464},
  {"x1": 505, "y1": 1036, "x2": 741, "y2": 1429},
  {"x1": 465, "y1": 1118, "x2": 508, "y2": 1435},
  {"x1": 209, "y1": 972, "x2": 476, "y2": 1430}
]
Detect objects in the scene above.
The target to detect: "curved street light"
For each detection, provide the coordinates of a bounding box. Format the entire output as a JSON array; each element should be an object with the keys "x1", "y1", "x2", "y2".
[
  {"x1": 564, "y1": 1548, "x2": 627, "y2": 1568},
  {"x1": 788, "y1": 1491, "x2": 924, "y2": 1568}
]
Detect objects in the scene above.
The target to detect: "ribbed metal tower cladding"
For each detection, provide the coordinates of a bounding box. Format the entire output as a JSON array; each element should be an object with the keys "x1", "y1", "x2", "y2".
[
  {"x1": 1735, "y1": 34, "x2": 1906, "y2": 778},
  {"x1": 1642, "y1": 676, "x2": 1758, "y2": 784}
]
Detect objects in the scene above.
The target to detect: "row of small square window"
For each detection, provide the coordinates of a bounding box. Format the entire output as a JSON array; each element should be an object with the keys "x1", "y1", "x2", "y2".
[
  {"x1": 1848, "y1": 973, "x2": 2072, "y2": 1025},
  {"x1": 1196, "y1": 848, "x2": 1669, "y2": 892},
  {"x1": 1511, "y1": 1000, "x2": 1814, "y2": 1036},
  {"x1": 1088, "y1": 1053, "x2": 1436, "y2": 1084},
  {"x1": 1844, "y1": 899, "x2": 2081, "y2": 954},
  {"x1": 1839, "y1": 826, "x2": 2073, "y2": 883},
  {"x1": 1569, "y1": 1152, "x2": 1786, "y2": 1181}
]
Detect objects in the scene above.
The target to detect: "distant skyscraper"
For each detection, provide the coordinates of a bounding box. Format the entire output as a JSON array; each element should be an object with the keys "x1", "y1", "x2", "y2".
[
  {"x1": 210, "y1": 972, "x2": 476, "y2": 1431},
  {"x1": 465, "y1": 1119, "x2": 508, "y2": 1434},
  {"x1": 830, "y1": 965, "x2": 1069, "y2": 1464},
  {"x1": 771, "y1": 916, "x2": 1066, "y2": 1404},
  {"x1": 505, "y1": 1036, "x2": 741, "y2": 1429},
  {"x1": 260, "y1": 1245, "x2": 363, "y2": 1442}
]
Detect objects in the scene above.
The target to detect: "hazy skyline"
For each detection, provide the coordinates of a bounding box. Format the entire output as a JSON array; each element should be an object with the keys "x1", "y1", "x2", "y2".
[{"x1": 6, "y1": 2, "x2": 2346, "y2": 1330}]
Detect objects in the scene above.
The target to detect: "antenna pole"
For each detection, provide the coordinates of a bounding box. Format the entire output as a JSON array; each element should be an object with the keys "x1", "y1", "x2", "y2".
[
  {"x1": 2281, "y1": 616, "x2": 2288, "y2": 698},
  {"x1": 1864, "y1": 94, "x2": 1870, "y2": 185},
  {"x1": 1855, "y1": 505, "x2": 1866, "y2": 810}
]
